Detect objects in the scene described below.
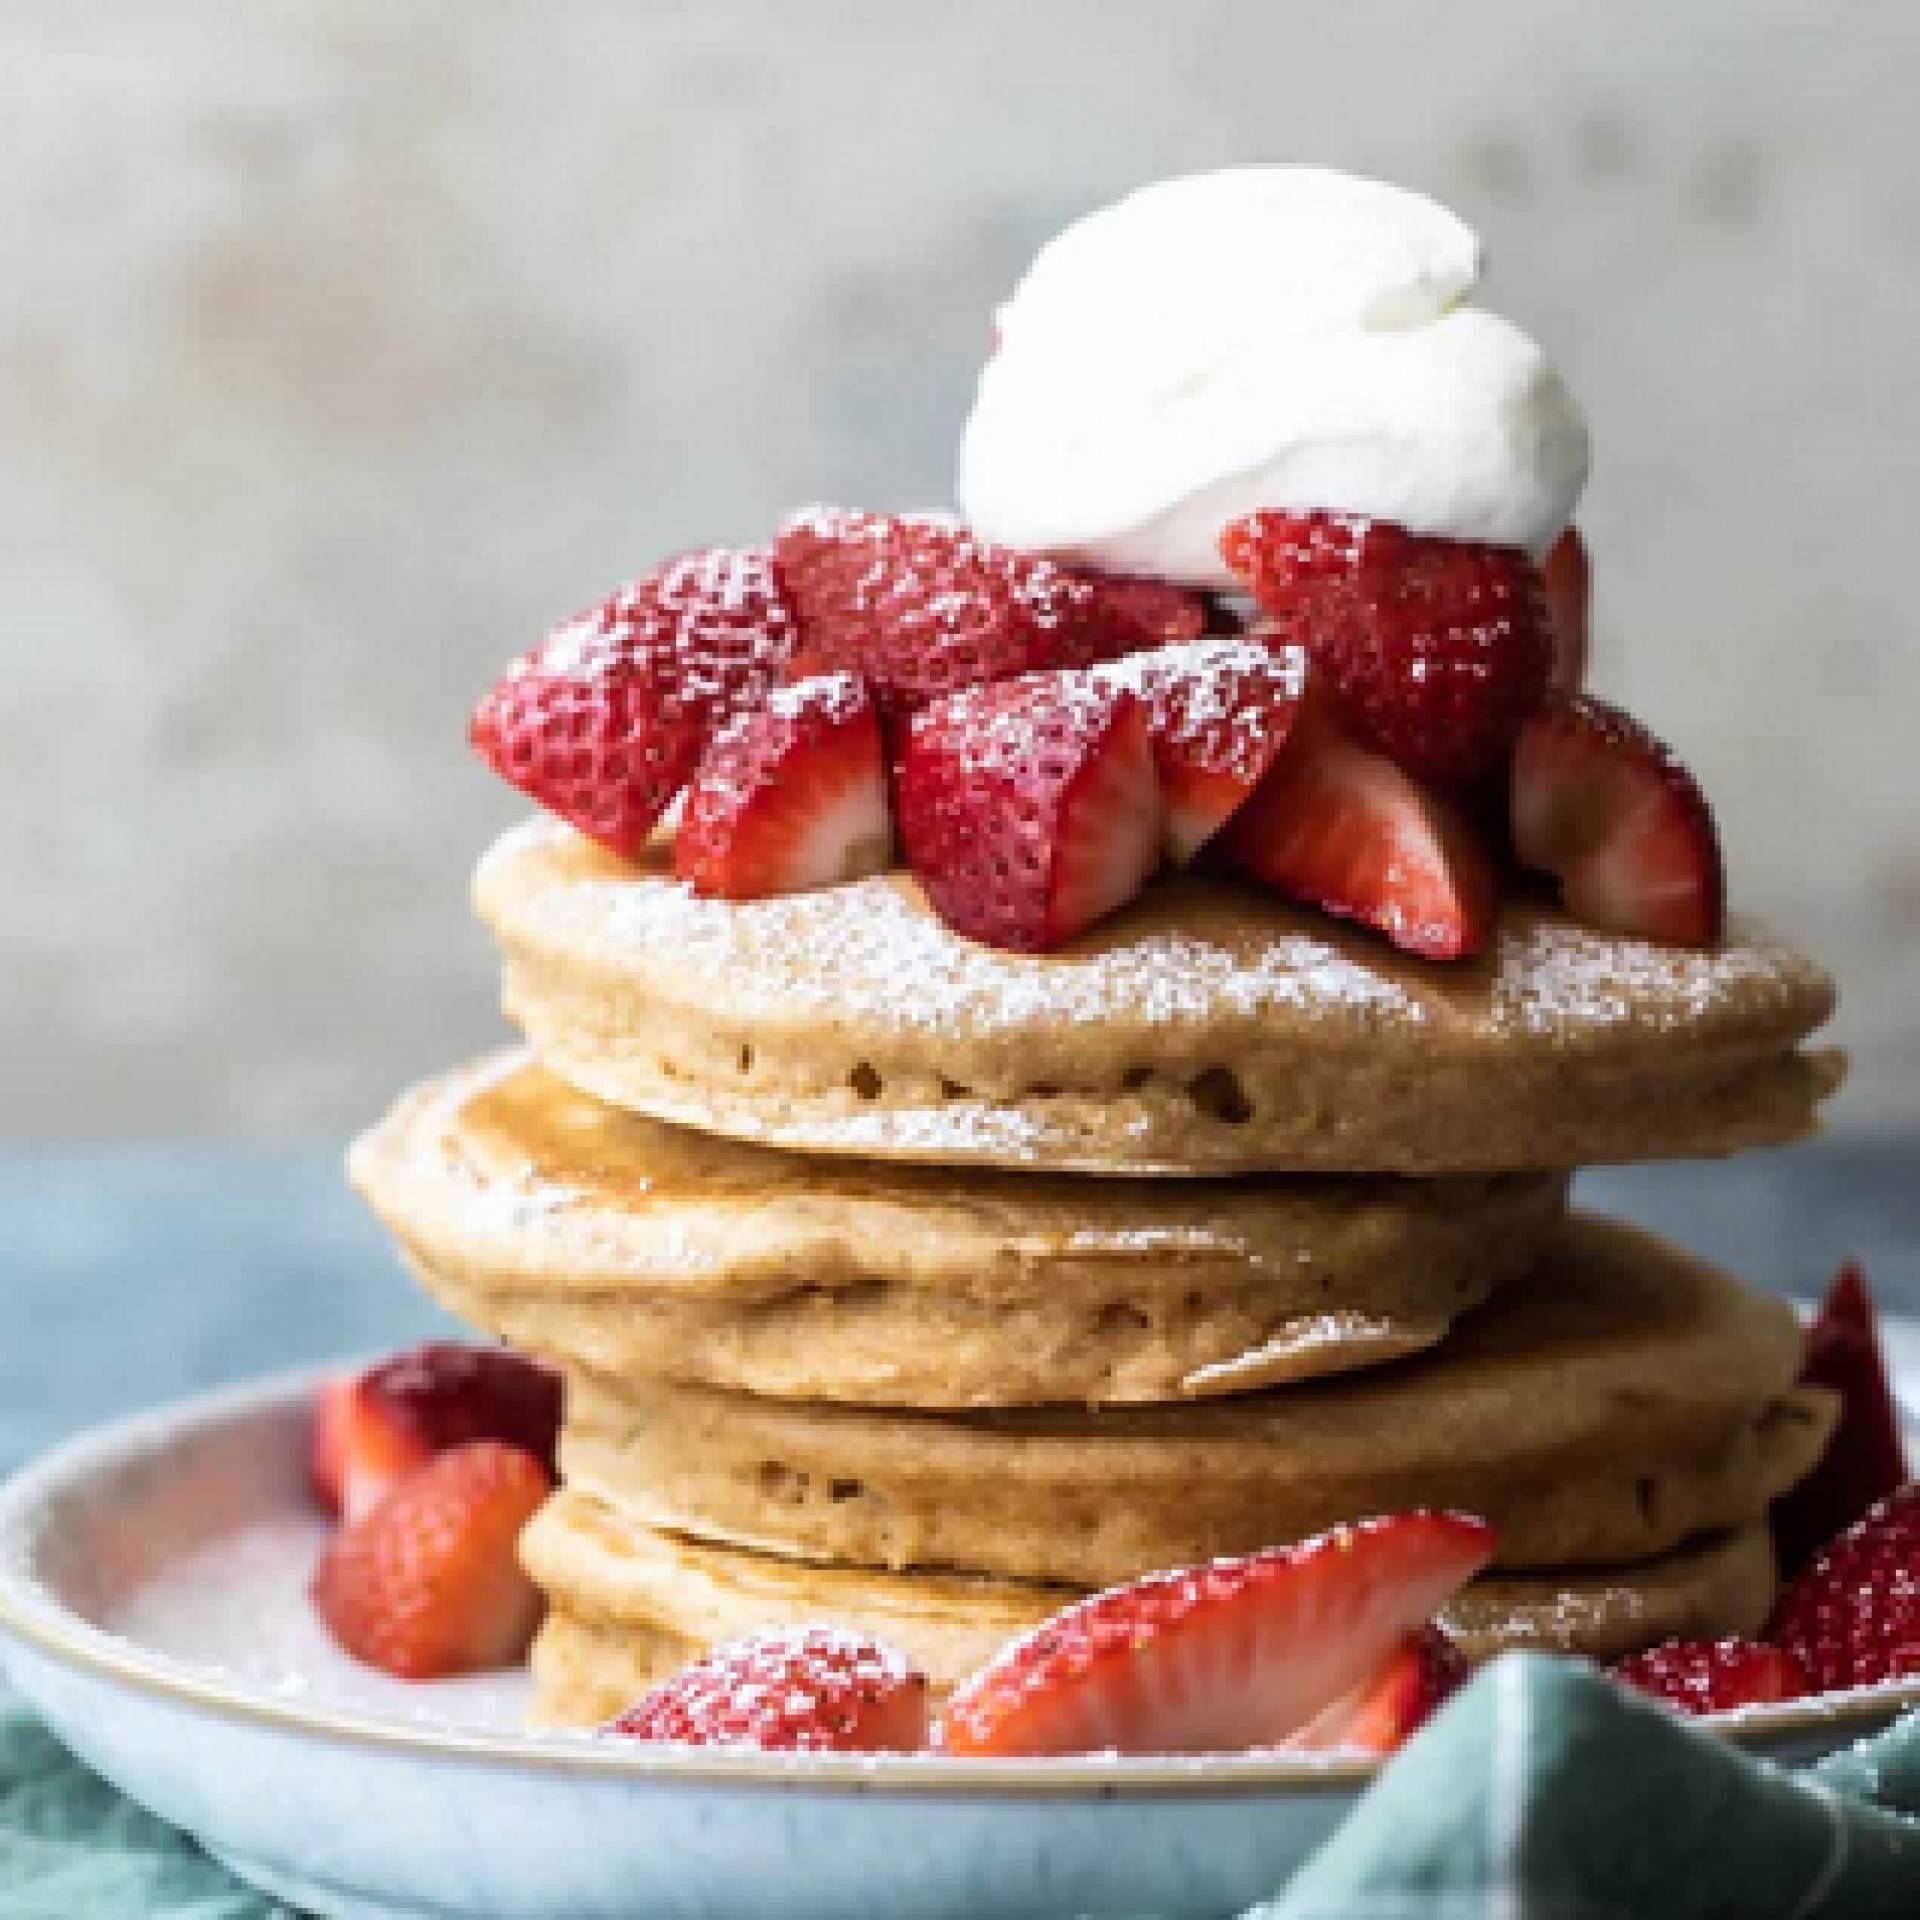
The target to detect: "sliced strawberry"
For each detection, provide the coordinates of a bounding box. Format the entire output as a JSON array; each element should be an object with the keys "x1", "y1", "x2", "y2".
[
  {"x1": 1285, "y1": 1624, "x2": 1468, "y2": 1755},
  {"x1": 1218, "y1": 510, "x2": 1553, "y2": 785},
  {"x1": 1509, "y1": 693, "x2": 1725, "y2": 946},
  {"x1": 1776, "y1": 1261, "x2": 1910, "y2": 1578},
  {"x1": 1542, "y1": 526, "x2": 1590, "y2": 692},
  {"x1": 1099, "y1": 635, "x2": 1308, "y2": 863},
  {"x1": 470, "y1": 546, "x2": 799, "y2": 858},
  {"x1": 310, "y1": 1343, "x2": 561, "y2": 1525},
  {"x1": 604, "y1": 1627, "x2": 929, "y2": 1754},
  {"x1": 673, "y1": 672, "x2": 891, "y2": 899},
  {"x1": 1613, "y1": 1638, "x2": 1809, "y2": 1716},
  {"x1": 936, "y1": 1512, "x2": 1496, "y2": 1758},
  {"x1": 1214, "y1": 701, "x2": 1497, "y2": 961},
  {"x1": 774, "y1": 507, "x2": 1203, "y2": 714},
  {"x1": 1773, "y1": 1482, "x2": 1920, "y2": 1692},
  {"x1": 895, "y1": 668, "x2": 1160, "y2": 952},
  {"x1": 311, "y1": 1440, "x2": 550, "y2": 1680}
]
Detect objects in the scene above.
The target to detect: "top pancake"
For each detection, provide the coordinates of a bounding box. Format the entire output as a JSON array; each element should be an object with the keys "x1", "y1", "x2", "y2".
[{"x1": 475, "y1": 818, "x2": 1841, "y2": 1176}]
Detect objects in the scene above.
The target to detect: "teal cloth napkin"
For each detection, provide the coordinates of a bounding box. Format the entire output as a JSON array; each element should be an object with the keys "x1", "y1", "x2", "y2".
[
  {"x1": 7, "y1": 1655, "x2": 1920, "y2": 1917},
  {"x1": 0, "y1": 1708, "x2": 281, "y2": 1918}
]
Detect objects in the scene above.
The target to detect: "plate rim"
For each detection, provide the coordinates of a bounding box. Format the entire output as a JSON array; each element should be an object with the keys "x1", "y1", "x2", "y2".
[{"x1": 3, "y1": 1360, "x2": 1917, "y2": 1795}]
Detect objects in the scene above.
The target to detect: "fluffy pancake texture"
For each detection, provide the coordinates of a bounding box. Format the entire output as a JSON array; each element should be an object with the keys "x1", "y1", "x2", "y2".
[
  {"x1": 520, "y1": 1490, "x2": 1779, "y2": 1727},
  {"x1": 351, "y1": 1052, "x2": 1564, "y2": 1405},
  {"x1": 474, "y1": 817, "x2": 1841, "y2": 1176},
  {"x1": 555, "y1": 1216, "x2": 1836, "y2": 1584}
]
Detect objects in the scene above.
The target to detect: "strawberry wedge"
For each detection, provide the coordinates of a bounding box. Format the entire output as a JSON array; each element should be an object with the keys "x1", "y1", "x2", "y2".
[
  {"x1": 937, "y1": 1512, "x2": 1495, "y2": 1758},
  {"x1": 1510, "y1": 694, "x2": 1724, "y2": 946},
  {"x1": 1285, "y1": 1624, "x2": 1469, "y2": 1756},
  {"x1": 896, "y1": 668, "x2": 1160, "y2": 952},
  {"x1": 674, "y1": 673, "x2": 891, "y2": 899},
  {"x1": 1101, "y1": 635, "x2": 1308, "y2": 864},
  {"x1": 1216, "y1": 704, "x2": 1496, "y2": 961}
]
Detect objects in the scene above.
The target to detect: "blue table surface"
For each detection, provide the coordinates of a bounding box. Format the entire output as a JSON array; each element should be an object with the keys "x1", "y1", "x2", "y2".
[{"x1": 3, "y1": 1135, "x2": 1917, "y2": 1479}]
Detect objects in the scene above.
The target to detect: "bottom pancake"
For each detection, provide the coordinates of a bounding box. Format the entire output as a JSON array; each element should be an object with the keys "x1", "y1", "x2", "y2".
[{"x1": 520, "y1": 1488, "x2": 1777, "y2": 1729}]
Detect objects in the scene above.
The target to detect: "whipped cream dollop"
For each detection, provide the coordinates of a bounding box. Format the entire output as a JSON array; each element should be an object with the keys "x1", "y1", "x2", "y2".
[{"x1": 957, "y1": 167, "x2": 1589, "y2": 588}]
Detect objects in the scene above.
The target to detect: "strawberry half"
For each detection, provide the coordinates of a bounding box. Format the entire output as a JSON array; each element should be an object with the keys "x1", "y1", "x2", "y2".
[
  {"x1": 310, "y1": 1343, "x2": 561, "y2": 1525},
  {"x1": 936, "y1": 1512, "x2": 1496, "y2": 1758},
  {"x1": 1613, "y1": 1638, "x2": 1809, "y2": 1717},
  {"x1": 673, "y1": 672, "x2": 891, "y2": 899},
  {"x1": 603, "y1": 1628, "x2": 929, "y2": 1754},
  {"x1": 1773, "y1": 1482, "x2": 1920, "y2": 1692},
  {"x1": 1542, "y1": 526, "x2": 1590, "y2": 693},
  {"x1": 1509, "y1": 693, "x2": 1725, "y2": 947},
  {"x1": 1775, "y1": 1261, "x2": 1910, "y2": 1578},
  {"x1": 1285, "y1": 1624, "x2": 1469, "y2": 1756},
  {"x1": 895, "y1": 668, "x2": 1161, "y2": 952},
  {"x1": 1214, "y1": 701, "x2": 1497, "y2": 961},
  {"x1": 1218, "y1": 510, "x2": 1553, "y2": 786},
  {"x1": 470, "y1": 546, "x2": 799, "y2": 858},
  {"x1": 311, "y1": 1439, "x2": 550, "y2": 1680},
  {"x1": 1099, "y1": 634, "x2": 1308, "y2": 863},
  {"x1": 774, "y1": 506, "x2": 1203, "y2": 715}
]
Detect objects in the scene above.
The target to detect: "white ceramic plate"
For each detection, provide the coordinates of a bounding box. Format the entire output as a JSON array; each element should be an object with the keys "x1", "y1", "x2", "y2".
[{"x1": 3, "y1": 1358, "x2": 1919, "y2": 1920}]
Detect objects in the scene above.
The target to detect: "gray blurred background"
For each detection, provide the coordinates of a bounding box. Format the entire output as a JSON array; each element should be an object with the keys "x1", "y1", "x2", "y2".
[{"x1": 5, "y1": 0, "x2": 1917, "y2": 1142}]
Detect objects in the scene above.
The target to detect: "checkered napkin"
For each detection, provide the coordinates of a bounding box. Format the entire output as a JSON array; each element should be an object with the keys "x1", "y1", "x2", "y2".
[{"x1": 6, "y1": 1654, "x2": 1920, "y2": 1918}]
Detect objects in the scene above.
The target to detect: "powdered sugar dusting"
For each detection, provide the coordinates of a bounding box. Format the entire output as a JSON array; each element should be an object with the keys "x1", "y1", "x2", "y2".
[
  {"x1": 1492, "y1": 913, "x2": 1831, "y2": 1035},
  {"x1": 574, "y1": 854, "x2": 1426, "y2": 1038}
]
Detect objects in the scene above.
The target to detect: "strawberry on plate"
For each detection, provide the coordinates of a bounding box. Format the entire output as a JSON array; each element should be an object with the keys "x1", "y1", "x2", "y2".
[
  {"x1": 1213, "y1": 700, "x2": 1497, "y2": 961},
  {"x1": 774, "y1": 506, "x2": 1203, "y2": 714},
  {"x1": 310, "y1": 1343, "x2": 561, "y2": 1525},
  {"x1": 895, "y1": 668, "x2": 1161, "y2": 952},
  {"x1": 1099, "y1": 635, "x2": 1308, "y2": 863},
  {"x1": 1218, "y1": 510, "x2": 1553, "y2": 786},
  {"x1": 1774, "y1": 1260, "x2": 1910, "y2": 1578},
  {"x1": 604, "y1": 1627, "x2": 930, "y2": 1754},
  {"x1": 311, "y1": 1439, "x2": 550, "y2": 1680},
  {"x1": 1284, "y1": 1624, "x2": 1468, "y2": 1756},
  {"x1": 1542, "y1": 526, "x2": 1590, "y2": 692},
  {"x1": 470, "y1": 546, "x2": 799, "y2": 858},
  {"x1": 1613, "y1": 1637, "x2": 1809, "y2": 1717},
  {"x1": 674, "y1": 673, "x2": 891, "y2": 899},
  {"x1": 1772, "y1": 1481, "x2": 1920, "y2": 1693},
  {"x1": 936, "y1": 1512, "x2": 1495, "y2": 1758},
  {"x1": 1509, "y1": 693, "x2": 1725, "y2": 947}
]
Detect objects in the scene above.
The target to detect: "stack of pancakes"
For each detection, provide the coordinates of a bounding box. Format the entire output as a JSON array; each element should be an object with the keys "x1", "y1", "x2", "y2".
[{"x1": 351, "y1": 818, "x2": 1846, "y2": 1726}]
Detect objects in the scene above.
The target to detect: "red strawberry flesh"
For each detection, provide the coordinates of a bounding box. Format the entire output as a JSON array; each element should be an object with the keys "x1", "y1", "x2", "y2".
[
  {"x1": 1218, "y1": 510, "x2": 1553, "y2": 786},
  {"x1": 774, "y1": 506, "x2": 1203, "y2": 714},
  {"x1": 470, "y1": 546, "x2": 799, "y2": 858},
  {"x1": 1613, "y1": 1637, "x2": 1809, "y2": 1716},
  {"x1": 1775, "y1": 1261, "x2": 1910, "y2": 1577},
  {"x1": 1772, "y1": 1481, "x2": 1920, "y2": 1692},
  {"x1": 1100, "y1": 634, "x2": 1308, "y2": 863},
  {"x1": 311, "y1": 1343, "x2": 561, "y2": 1524},
  {"x1": 1285, "y1": 1624, "x2": 1468, "y2": 1755},
  {"x1": 1542, "y1": 526, "x2": 1590, "y2": 692},
  {"x1": 896, "y1": 668, "x2": 1160, "y2": 952},
  {"x1": 1509, "y1": 693, "x2": 1725, "y2": 946},
  {"x1": 936, "y1": 1512, "x2": 1496, "y2": 1758},
  {"x1": 1214, "y1": 700, "x2": 1496, "y2": 961},
  {"x1": 311, "y1": 1439, "x2": 550, "y2": 1680},
  {"x1": 674, "y1": 672, "x2": 891, "y2": 899},
  {"x1": 605, "y1": 1627, "x2": 929, "y2": 1754}
]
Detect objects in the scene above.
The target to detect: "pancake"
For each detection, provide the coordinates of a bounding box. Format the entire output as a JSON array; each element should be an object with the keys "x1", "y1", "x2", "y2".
[
  {"x1": 473, "y1": 817, "x2": 1841, "y2": 1177},
  {"x1": 352, "y1": 1053, "x2": 1565, "y2": 1405},
  {"x1": 521, "y1": 1491, "x2": 1779, "y2": 1727},
  {"x1": 557, "y1": 1215, "x2": 1836, "y2": 1583}
]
